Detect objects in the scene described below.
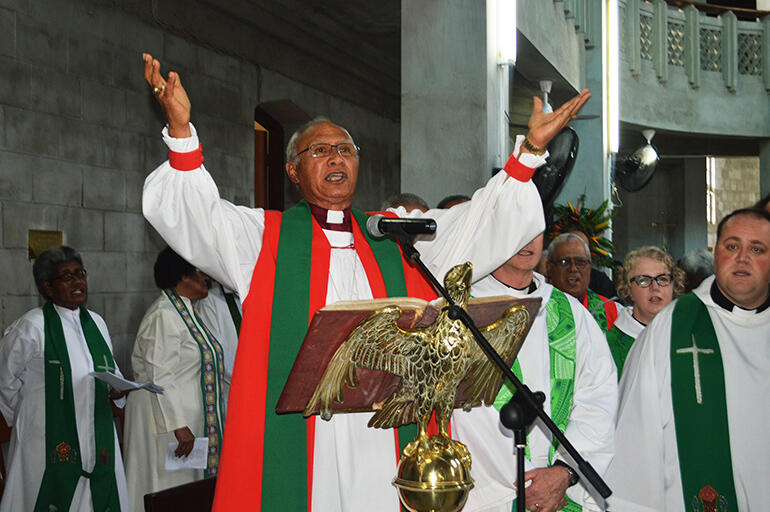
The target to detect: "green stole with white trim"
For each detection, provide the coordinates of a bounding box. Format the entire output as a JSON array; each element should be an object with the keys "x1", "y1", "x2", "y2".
[
  {"x1": 163, "y1": 289, "x2": 226, "y2": 477},
  {"x1": 670, "y1": 293, "x2": 738, "y2": 511},
  {"x1": 493, "y1": 288, "x2": 582, "y2": 512},
  {"x1": 261, "y1": 201, "x2": 420, "y2": 511},
  {"x1": 35, "y1": 302, "x2": 120, "y2": 512}
]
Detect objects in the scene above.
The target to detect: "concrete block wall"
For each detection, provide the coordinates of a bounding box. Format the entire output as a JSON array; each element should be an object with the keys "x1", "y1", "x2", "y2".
[
  {"x1": 707, "y1": 156, "x2": 760, "y2": 247},
  {"x1": 0, "y1": 0, "x2": 400, "y2": 376}
]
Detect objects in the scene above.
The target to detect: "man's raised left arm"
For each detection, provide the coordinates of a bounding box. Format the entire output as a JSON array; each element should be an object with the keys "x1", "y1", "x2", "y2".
[{"x1": 402, "y1": 89, "x2": 591, "y2": 283}]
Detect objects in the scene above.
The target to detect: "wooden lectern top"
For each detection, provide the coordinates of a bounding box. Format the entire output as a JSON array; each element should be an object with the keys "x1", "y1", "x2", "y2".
[{"x1": 276, "y1": 296, "x2": 540, "y2": 416}]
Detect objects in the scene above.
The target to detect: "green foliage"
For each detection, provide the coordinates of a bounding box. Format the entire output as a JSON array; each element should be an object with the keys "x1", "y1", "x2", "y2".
[{"x1": 549, "y1": 194, "x2": 617, "y2": 269}]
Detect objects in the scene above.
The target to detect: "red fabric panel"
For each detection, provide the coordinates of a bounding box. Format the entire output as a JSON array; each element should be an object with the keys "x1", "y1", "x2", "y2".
[
  {"x1": 503, "y1": 152, "x2": 535, "y2": 182},
  {"x1": 168, "y1": 144, "x2": 204, "y2": 171},
  {"x1": 212, "y1": 210, "x2": 281, "y2": 511},
  {"x1": 305, "y1": 218, "x2": 332, "y2": 511},
  {"x1": 604, "y1": 299, "x2": 618, "y2": 331}
]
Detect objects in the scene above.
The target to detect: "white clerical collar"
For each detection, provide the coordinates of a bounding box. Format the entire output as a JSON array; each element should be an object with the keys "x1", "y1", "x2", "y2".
[
  {"x1": 710, "y1": 279, "x2": 770, "y2": 314},
  {"x1": 327, "y1": 209, "x2": 345, "y2": 224}
]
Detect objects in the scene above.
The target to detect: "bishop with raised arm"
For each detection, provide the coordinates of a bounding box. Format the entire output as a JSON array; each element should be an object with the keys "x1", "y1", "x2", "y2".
[{"x1": 140, "y1": 53, "x2": 590, "y2": 512}]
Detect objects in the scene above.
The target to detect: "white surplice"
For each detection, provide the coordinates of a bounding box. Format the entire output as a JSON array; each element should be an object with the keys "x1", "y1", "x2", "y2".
[
  {"x1": 123, "y1": 293, "x2": 223, "y2": 512},
  {"x1": 142, "y1": 123, "x2": 547, "y2": 511},
  {"x1": 452, "y1": 273, "x2": 617, "y2": 512},
  {"x1": 0, "y1": 305, "x2": 130, "y2": 512},
  {"x1": 611, "y1": 306, "x2": 644, "y2": 340},
  {"x1": 606, "y1": 275, "x2": 770, "y2": 511}
]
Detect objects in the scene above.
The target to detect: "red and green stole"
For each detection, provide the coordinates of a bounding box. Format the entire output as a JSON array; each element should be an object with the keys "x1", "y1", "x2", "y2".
[
  {"x1": 163, "y1": 289, "x2": 226, "y2": 477},
  {"x1": 212, "y1": 201, "x2": 436, "y2": 512},
  {"x1": 35, "y1": 302, "x2": 120, "y2": 512},
  {"x1": 582, "y1": 289, "x2": 618, "y2": 334},
  {"x1": 671, "y1": 293, "x2": 738, "y2": 511}
]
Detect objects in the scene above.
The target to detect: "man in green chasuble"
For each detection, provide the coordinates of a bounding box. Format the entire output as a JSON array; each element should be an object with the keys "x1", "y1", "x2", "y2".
[{"x1": 607, "y1": 208, "x2": 770, "y2": 511}]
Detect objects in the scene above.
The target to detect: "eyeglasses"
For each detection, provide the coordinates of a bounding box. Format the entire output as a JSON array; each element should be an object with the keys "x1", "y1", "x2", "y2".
[
  {"x1": 630, "y1": 273, "x2": 673, "y2": 288},
  {"x1": 295, "y1": 143, "x2": 360, "y2": 159},
  {"x1": 551, "y1": 257, "x2": 590, "y2": 270},
  {"x1": 52, "y1": 268, "x2": 87, "y2": 282}
]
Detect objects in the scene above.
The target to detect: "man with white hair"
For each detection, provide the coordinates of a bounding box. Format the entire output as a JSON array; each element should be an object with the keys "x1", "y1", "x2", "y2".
[
  {"x1": 452, "y1": 233, "x2": 617, "y2": 512},
  {"x1": 546, "y1": 233, "x2": 619, "y2": 333},
  {"x1": 607, "y1": 207, "x2": 770, "y2": 511},
  {"x1": 140, "y1": 53, "x2": 591, "y2": 511}
]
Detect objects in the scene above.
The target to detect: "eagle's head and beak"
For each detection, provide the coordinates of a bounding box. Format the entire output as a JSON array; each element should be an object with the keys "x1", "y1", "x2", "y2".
[{"x1": 443, "y1": 262, "x2": 473, "y2": 307}]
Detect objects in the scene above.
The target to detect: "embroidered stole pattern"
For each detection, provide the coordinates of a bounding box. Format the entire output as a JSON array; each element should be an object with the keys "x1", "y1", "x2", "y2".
[
  {"x1": 493, "y1": 289, "x2": 582, "y2": 512},
  {"x1": 163, "y1": 289, "x2": 226, "y2": 477},
  {"x1": 36, "y1": 303, "x2": 120, "y2": 512}
]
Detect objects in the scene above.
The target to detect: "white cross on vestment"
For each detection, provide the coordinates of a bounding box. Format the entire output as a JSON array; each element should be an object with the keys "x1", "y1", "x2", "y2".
[
  {"x1": 96, "y1": 354, "x2": 115, "y2": 373},
  {"x1": 675, "y1": 334, "x2": 714, "y2": 404}
]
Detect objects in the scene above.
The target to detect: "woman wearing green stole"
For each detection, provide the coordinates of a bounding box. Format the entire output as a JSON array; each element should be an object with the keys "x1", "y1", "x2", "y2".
[
  {"x1": 0, "y1": 246, "x2": 129, "y2": 511},
  {"x1": 609, "y1": 246, "x2": 685, "y2": 378},
  {"x1": 123, "y1": 247, "x2": 226, "y2": 512}
]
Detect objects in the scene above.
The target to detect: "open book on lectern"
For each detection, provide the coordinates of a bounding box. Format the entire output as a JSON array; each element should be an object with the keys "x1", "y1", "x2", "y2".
[{"x1": 276, "y1": 295, "x2": 540, "y2": 416}]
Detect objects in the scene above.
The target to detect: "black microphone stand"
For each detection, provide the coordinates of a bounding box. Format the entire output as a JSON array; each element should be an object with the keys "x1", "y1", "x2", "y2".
[{"x1": 385, "y1": 228, "x2": 611, "y2": 512}]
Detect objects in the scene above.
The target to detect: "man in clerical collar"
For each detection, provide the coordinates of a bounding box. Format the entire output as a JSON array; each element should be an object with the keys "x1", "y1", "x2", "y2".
[
  {"x1": 0, "y1": 246, "x2": 129, "y2": 511},
  {"x1": 710, "y1": 207, "x2": 770, "y2": 312},
  {"x1": 546, "y1": 232, "x2": 619, "y2": 333},
  {"x1": 140, "y1": 52, "x2": 591, "y2": 512},
  {"x1": 452, "y1": 233, "x2": 617, "y2": 512},
  {"x1": 606, "y1": 207, "x2": 770, "y2": 511}
]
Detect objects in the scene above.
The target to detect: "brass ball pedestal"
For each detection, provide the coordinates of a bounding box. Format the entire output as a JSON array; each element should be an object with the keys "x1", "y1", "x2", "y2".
[{"x1": 392, "y1": 436, "x2": 474, "y2": 512}]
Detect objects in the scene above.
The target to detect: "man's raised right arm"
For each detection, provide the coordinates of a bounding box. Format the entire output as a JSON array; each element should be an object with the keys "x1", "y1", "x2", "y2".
[{"x1": 141, "y1": 53, "x2": 263, "y2": 299}]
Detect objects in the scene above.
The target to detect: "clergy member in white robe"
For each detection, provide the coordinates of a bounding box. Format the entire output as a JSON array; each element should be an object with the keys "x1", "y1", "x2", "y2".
[
  {"x1": 0, "y1": 246, "x2": 129, "y2": 512},
  {"x1": 140, "y1": 52, "x2": 591, "y2": 512},
  {"x1": 607, "y1": 246, "x2": 685, "y2": 379},
  {"x1": 607, "y1": 209, "x2": 770, "y2": 511},
  {"x1": 452, "y1": 234, "x2": 617, "y2": 512},
  {"x1": 124, "y1": 247, "x2": 225, "y2": 512}
]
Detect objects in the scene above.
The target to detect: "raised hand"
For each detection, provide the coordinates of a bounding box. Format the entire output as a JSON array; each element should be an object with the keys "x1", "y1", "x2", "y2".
[
  {"x1": 524, "y1": 89, "x2": 591, "y2": 153},
  {"x1": 142, "y1": 53, "x2": 192, "y2": 138}
]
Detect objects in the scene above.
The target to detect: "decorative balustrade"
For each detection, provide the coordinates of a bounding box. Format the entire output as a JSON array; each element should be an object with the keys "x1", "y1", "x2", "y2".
[{"x1": 619, "y1": 0, "x2": 770, "y2": 93}]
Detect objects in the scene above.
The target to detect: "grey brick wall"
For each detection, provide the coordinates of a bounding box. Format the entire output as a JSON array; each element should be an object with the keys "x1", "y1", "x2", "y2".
[
  {"x1": 0, "y1": 0, "x2": 400, "y2": 377},
  {"x1": 707, "y1": 157, "x2": 761, "y2": 248}
]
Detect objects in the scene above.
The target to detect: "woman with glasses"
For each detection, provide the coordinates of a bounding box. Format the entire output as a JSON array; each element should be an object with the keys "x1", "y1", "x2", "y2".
[{"x1": 609, "y1": 246, "x2": 685, "y2": 378}]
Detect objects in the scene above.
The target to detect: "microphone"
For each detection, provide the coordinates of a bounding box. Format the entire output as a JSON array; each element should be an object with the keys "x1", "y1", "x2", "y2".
[{"x1": 366, "y1": 214, "x2": 437, "y2": 238}]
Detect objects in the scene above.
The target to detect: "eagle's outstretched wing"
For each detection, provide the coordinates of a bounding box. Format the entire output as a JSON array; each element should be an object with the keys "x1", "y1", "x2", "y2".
[
  {"x1": 459, "y1": 304, "x2": 530, "y2": 408},
  {"x1": 304, "y1": 305, "x2": 429, "y2": 420}
]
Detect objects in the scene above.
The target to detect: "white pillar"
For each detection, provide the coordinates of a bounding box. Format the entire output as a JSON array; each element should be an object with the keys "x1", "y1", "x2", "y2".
[{"x1": 401, "y1": 0, "x2": 512, "y2": 206}]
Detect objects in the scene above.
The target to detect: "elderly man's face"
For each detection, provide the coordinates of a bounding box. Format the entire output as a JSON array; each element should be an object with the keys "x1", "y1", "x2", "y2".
[
  {"x1": 285, "y1": 122, "x2": 359, "y2": 210},
  {"x1": 547, "y1": 239, "x2": 591, "y2": 299},
  {"x1": 42, "y1": 260, "x2": 88, "y2": 310},
  {"x1": 714, "y1": 213, "x2": 770, "y2": 309}
]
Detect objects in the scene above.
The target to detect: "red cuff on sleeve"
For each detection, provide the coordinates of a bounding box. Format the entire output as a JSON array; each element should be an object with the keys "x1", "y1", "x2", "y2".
[
  {"x1": 169, "y1": 144, "x2": 204, "y2": 171},
  {"x1": 503, "y1": 152, "x2": 535, "y2": 182}
]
